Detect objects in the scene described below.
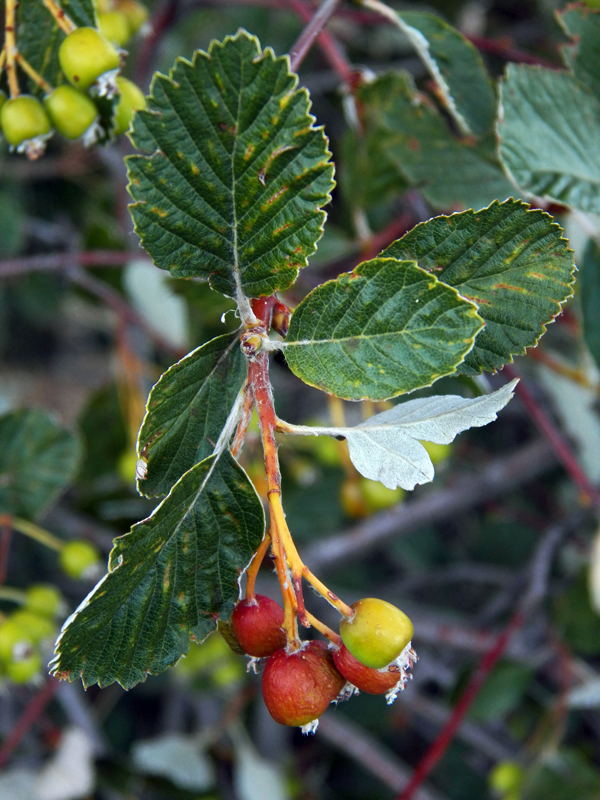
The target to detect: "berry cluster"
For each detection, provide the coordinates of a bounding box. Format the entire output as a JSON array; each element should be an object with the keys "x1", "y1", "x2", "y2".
[
  {"x1": 0, "y1": 585, "x2": 62, "y2": 684},
  {"x1": 1, "y1": 0, "x2": 147, "y2": 159},
  {"x1": 231, "y1": 593, "x2": 417, "y2": 733}
]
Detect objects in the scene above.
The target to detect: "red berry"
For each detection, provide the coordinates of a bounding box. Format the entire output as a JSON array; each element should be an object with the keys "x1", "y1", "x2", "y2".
[
  {"x1": 332, "y1": 643, "x2": 401, "y2": 695},
  {"x1": 262, "y1": 640, "x2": 346, "y2": 727},
  {"x1": 232, "y1": 594, "x2": 286, "y2": 658}
]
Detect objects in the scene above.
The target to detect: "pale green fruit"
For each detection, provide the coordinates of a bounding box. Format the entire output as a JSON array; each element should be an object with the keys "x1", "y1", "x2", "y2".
[
  {"x1": 59, "y1": 27, "x2": 120, "y2": 91},
  {"x1": 360, "y1": 478, "x2": 404, "y2": 513},
  {"x1": 421, "y1": 440, "x2": 452, "y2": 466},
  {"x1": 489, "y1": 761, "x2": 525, "y2": 794},
  {"x1": 1, "y1": 96, "x2": 52, "y2": 146},
  {"x1": 60, "y1": 539, "x2": 101, "y2": 579},
  {"x1": 340, "y1": 597, "x2": 414, "y2": 669},
  {"x1": 98, "y1": 11, "x2": 131, "y2": 46},
  {"x1": 117, "y1": 0, "x2": 149, "y2": 34},
  {"x1": 114, "y1": 76, "x2": 146, "y2": 135},
  {"x1": 6, "y1": 650, "x2": 42, "y2": 683},
  {"x1": 11, "y1": 610, "x2": 55, "y2": 643},
  {"x1": 0, "y1": 618, "x2": 33, "y2": 662},
  {"x1": 24, "y1": 584, "x2": 63, "y2": 618},
  {"x1": 45, "y1": 86, "x2": 98, "y2": 139}
]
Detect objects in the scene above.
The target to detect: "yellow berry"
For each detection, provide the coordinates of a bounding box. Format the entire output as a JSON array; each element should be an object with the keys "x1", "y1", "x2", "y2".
[
  {"x1": 114, "y1": 76, "x2": 146, "y2": 135},
  {"x1": 340, "y1": 597, "x2": 414, "y2": 669}
]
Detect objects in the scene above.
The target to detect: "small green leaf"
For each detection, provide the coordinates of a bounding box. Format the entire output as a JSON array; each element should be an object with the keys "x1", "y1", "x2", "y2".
[
  {"x1": 580, "y1": 239, "x2": 600, "y2": 371},
  {"x1": 137, "y1": 332, "x2": 247, "y2": 497},
  {"x1": 283, "y1": 257, "x2": 483, "y2": 401},
  {"x1": 383, "y1": 199, "x2": 575, "y2": 375},
  {"x1": 0, "y1": 409, "x2": 82, "y2": 520},
  {"x1": 392, "y1": 11, "x2": 496, "y2": 135},
  {"x1": 50, "y1": 450, "x2": 264, "y2": 689},
  {"x1": 18, "y1": 0, "x2": 96, "y2": 92},
  {"x1": 359, "y1": 74, "x2": 514, "y2": 212},
  {"x1": 558, "y1": 5, "x2": 600, "y2": 98},
  {"x1": 127, "y1": 30, "x2": 334, "y2": 300},
  {"x1": 498, "y1": 64, "x2": 600, "y2": 213}
]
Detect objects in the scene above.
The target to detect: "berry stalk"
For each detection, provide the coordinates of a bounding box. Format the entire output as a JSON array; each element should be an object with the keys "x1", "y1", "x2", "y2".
[
  {"x1": 40, "y1": 0, "x2": 76, "y2": 35},
  {"x1": 5, "y1": 0, "x2": 20, "y2": 98}
]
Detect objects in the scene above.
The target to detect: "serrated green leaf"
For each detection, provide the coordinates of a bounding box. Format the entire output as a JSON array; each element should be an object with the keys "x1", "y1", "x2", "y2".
[
  {"x1": 0, "y1": 409, "x2": 82, "y2": 520},
  {"x1": 359, "y1": 73, "x2": 514, "y2": 212},
  {"x1": 392, "y1": 10, "x2": 496, "y2": 135},
  {"x1": 383, "y1": 199, "x2": 575, "y2": 375},
  {"x1": 127, "y1": 30, "x2": 334, "y2": 300},
  {"x1": 580, "y1": 239, "x2": 600, "y2": 371},
  {"x1": 283, "y1": 380, "x2": 516, "y2": 490},
  {"x1": 558, "y1": 5, "x2": 600, "y2": 98},
  {"x1": 137, "y1": 332, "x2": 247, "y2": 497},
  {"x1": 50, "y1": 449, "x2": 264, "y2": 689},
  {"x1": 498, "y1": 64, "x2": 600, "y2": 213},
  {"x1": 18, "y1": 0, "x2": 96, "y2": 92},
  {"x1": 283, "y1": 257, "x2": 483, "y2": 401}
]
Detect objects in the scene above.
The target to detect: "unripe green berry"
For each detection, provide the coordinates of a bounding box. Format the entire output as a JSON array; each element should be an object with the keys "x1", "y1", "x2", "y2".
[
  {"x1": 11, "y1": 610, "x2": 55, "y2": 643},
  {"x1": 0, "y1": 618, "x2": 33, "y2": 662},
  {"x1": 6, "y1": 650, "x2": 42, "y2": 684},
  {"x1": 421, "y1": 440, "x2": 452, "y2": 466},
  {"x1": 45, "y1": 86, "x2": 99, "y2": 140},
  {"x1": 359, "y1": 478, "x2": 404, "y2": 513},
  {"x1": 339, "y1": 598, "x2": 414, "y2": 669},
  {"x1": 98, "y1": 10, "x2": 131, "y2": 47},
  {"x1": 1, "y1": 96, "x2": 52, "y2": 147},
  {"x1": 114, "y1": 76, "x2": 146, "y2": 135},
  {"x1": 59, "y1": 27, "x2": 120, "y2": 91},
  {"x1": 117, "y1": 0, "x2": 149, "y2": 33},
  {"x1": 24, "y1": 584, "x2": 63, "y2": 618},
  {"x1": 60, "y1": 539, "x2": 102, "y2": 579}
]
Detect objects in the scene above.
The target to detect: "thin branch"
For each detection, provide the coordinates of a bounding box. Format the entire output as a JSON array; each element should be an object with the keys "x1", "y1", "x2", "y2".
[
  {"x1": 288, "y1": 0, "x2": 354, "y2": 83},
  {"x1": 0, "y1": 678, "x2": 60, "y2": 769},
  {"x1": 0, "y1": 250, "x2": 148, "y2": 278},
  {"x1": 289, "y1": 0, "x2": 344, "y2": 72},
  {"x1": 504, "y1": 366, "x2": 600, "y2": 511},
  {"x1": 318, "y1": 713, "x2": 448, "y2": 800},
  {"x1": 303, "y1": 439, "x2": 557, "y2": 572},
  {"x1": 396, "y1": 513, "x2": 582, "y2": 800}
]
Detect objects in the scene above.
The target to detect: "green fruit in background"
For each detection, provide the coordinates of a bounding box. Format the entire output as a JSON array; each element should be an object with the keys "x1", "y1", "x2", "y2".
[
  {"x1": 114, "y1": 76, "x2": 146, "y2": 135},
  {"x1": 118, "y1": 449, "x2": 138, "y2": 483},
  {"x1": 6, "y1": 650, "x2": 42, "y2": 684},
  {"x1": 44, "y1": 86, "x2": 98, "y2": 140},
  {"x1": 24, "y1": 584, "x2": 63, "y2": 618},
  {"x1": 340, "y1": 478, "x2": 368, "y2": 518},
  {"x1": 1, "y1": 96, "x2": 52, "y2": 146},
  {"x1": 98, "y1": 11, "x2": 131, "y2": 46},
  {"x1": 60, "y1": 539, "x2": 101, "y2": 579},
  {"x1": 11, "y1": 610, "x2": 55, "y2": 643},
  {"x1": 340, "y1": 597, "x2": 414, "y2": 669},
  {"x1": 117, "y1": 0, "x2": 149, "y2": 33},
  {"x1": 421, "y1": 440, "x2": 452, "y2": 466},
  {"x1": 489, "y1": 761, "x2": 525, "y2": 795},
  {"x1": 59, "y1": 27, "x2": 120, "y2": 91},
  {"x1": 360, "y1": 477, "x2": 404, "y2": 513},
  {"x1": 0, "y1": 90, "x2": 7, "y2": 115},
  {"x1": 0, "y1": 618, "x2": 33, "y2": 662}
]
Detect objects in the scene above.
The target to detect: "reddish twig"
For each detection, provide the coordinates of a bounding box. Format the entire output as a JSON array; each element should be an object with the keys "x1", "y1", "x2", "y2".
[
  {"x1": 0, "y1": 517, "x2": 12, "y2": 585},
  {"x1": 465, "y1": 35, "x2": 560, "y2": 69},
  {"x1": 0, "y1": 678, "x2": 60, "y2": 769},
  {"x1": 289, "y1": 0, "x2": 354, "y2": 83},
  {"x1": 504, "y1": 366, "x2": 600, "y2": 511},
  {"x1": 135, "y1": 0, "x2": 180, "y2": 88},
  {"x1": 0, "y1": 250, "x2": 148, "y2": 278}
]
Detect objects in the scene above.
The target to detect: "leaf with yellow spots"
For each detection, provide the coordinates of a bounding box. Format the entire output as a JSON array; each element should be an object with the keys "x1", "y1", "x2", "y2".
[
  {"x1": 50, "y1": 450, "x2": 264, "y2": 689},
  {"x1": 382, "y1": 199, "x2": 576, "y2": 375},
  {"x1": 126, "y1": 30, "x2": 334, "y2": 300},
  {"x1": 283, "y1": 257, "x2": 483, "y2": 401}
]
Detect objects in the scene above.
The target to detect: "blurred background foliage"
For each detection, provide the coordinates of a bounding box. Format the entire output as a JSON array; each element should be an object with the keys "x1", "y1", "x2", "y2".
[{"x1": 2, "y1": 1, "x2": 600, "y2": 799}]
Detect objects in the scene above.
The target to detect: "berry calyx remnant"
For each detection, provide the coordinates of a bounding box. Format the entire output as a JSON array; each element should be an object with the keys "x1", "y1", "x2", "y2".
[
  {"x1": 262, "y1": 641, "x2": 346, "y2": 728},
  {"x1": 332, "y1": 643, "x2": 402, "y2": 695},
  {"x1": 114, "y1": 76, "x2": 146, "y2": 135},
  {"x1": 1, "y1": 96, "x2": 52, "y2": 150},
  {"x1": 339, "y1": 597, "x2": 414, "y2": 669},
  {"x1": 59, "y1": 27, "x2": 121, "y2": 91},
  {"x1": 232, "y1": 594, "x2": 286, "y2": 658},
  {"x1": 44, "y1": 86, "x2": 99, "y2": 141}
]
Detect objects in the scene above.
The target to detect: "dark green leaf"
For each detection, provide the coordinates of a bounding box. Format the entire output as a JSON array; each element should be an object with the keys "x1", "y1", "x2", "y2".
[
  {"x1": 50, "y1": 450, "x2": 264, "y2": 689},
  {"x1": 18, "y1": 0, "x2": 95, "y2": 92},
  {"x1": 558, "y1": 5, "x2": 600, "y2": 97},
  {"x1": 127, "y1": 30, "x2": 334, "y2": 299},
  {"x1": 284, "y1": 257, "x2": 483, "y2": 401},
  {"x1": 468, "y1": 661, "x2": 533, "y2": 721},
  {"x1": 383, "y1": 199, "x2": 575, "y2": 375},
  {"x1": 498, "y1": 64, "x2": 600, "y2": 213},
  {"x1": 524, "y1": 750, "x2": 600, "y2": 800},
  {"x1": 359, "y1": 73, "x2": 514, "y2": 212},
  {"x1": 137, "y1": 332, "x2": 247, "y2": 497},
  {"x1": 0, "y1": 409, "x2": 82, "y2": 520},
  {"x1": 393, "y1": 11, "x2": 496, "y2": 135},
  {"x1": 580, "y1": 239, "x2": 600, "y2": 371}
]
